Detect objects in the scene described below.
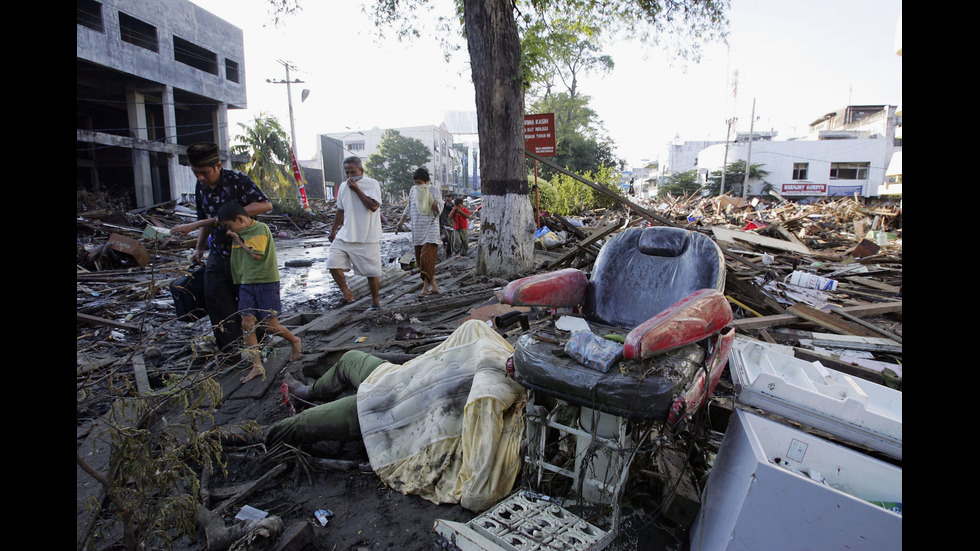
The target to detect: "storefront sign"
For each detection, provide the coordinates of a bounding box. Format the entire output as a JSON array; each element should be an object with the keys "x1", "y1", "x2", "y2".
[{"x1": 780, "y1": 182, "x2": 827, "y2": 196}]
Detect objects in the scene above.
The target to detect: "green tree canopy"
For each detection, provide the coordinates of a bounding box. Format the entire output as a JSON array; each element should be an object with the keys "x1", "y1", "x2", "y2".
[
  {"x1": 523, "y1": 13, "x2": 623, "y2": 180},
  {"x1": 364, "y1": 129, "x2": 432, "y2": 201},
  {"x1": 657, "y1": 169, "x2": 702, "y2": 198},
  {"x1": 279, "y1": 0, "x2": 730, "y2": 276},
  {"x1": 539, "y1": 163, "x2": 620, "y2": 216},
  {"x1": 231, "y1": 113, "x2": 297, "y2": 209},
  {"x1": 705, "y1": 160, "x2": 771, "y2": 196}
]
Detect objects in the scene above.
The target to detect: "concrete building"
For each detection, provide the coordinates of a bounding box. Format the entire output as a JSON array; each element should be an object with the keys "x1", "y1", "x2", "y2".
[
  {"x1": 880, "y1": 17, "x2": 902, "y2": 198},
  {"x1": 663, "y1": 139, "x2": 726, "y2": 178},
  {"x1": 620, "y1": 162, "x2": 660, "y2": 201},
  {"x1": 77, "y1": 0, "x2": 247, "y2": 208},
  {"x1": 444, "y1": 111, "x2": 481, "y2": 197},
  {"x1": 319, "y1": 122, "x2": 468, "y2": 200},
  {"x1": 696, "y1": 105, "x2": 901, "y2": 199}
]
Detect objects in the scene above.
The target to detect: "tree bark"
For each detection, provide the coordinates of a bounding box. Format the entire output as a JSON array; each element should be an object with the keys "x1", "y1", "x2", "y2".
[{"x1": 464, "y1": 0, "x2": 536, "y2": 277}]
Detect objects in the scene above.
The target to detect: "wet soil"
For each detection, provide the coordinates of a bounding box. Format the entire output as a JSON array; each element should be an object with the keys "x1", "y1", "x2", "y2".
[{"x1": 156, "y1": 235, "x2": 692, "y2": 551}]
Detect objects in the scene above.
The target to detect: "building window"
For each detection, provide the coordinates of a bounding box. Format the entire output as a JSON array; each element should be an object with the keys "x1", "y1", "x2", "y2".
[
  {"x1": 225, "y1": 59, "x2": 240, "y2": 83},
  {"x1": 792, "y1": 163, "x2": 808, "y2": 180},
  {"x1": 119, "y1": 12, "x2": 158, "y2": 52},
  {"x1": 347, "y1": 142, "x2": 365, "y2": 151},
  {"x1": 829, "y1": 162, "x2": 869, "y2": 180},
  {"x1": 173, "y1": 36, "x2": 218, "y2": 75},
  {"x1": 77, "y1": 0, "x2": 103, "y2": 32}
]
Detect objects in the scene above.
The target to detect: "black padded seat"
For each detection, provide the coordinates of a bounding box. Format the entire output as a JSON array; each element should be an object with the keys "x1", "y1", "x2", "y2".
[{"x1": 512, "y1": 226, "x2": 726, "y2": 420}]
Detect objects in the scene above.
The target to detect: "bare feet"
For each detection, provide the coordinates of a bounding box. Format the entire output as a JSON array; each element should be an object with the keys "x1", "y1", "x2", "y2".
[
  {"x1": 240, "y1": 363, "x2": 265, "y2": 384},
  {"x1": 289, "y1": 338, "x2": 302, "y2": 362}
]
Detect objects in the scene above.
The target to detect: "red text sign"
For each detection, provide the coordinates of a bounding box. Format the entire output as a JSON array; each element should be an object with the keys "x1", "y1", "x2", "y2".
[{"x1": 524, "y1": 113, "x2": 556, "y2": 156}]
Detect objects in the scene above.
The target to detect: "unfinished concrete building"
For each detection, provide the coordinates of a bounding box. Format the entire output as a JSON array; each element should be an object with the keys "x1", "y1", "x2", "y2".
[{"x1": 77, "y1": 0, "x2": 246, "y2": 209}]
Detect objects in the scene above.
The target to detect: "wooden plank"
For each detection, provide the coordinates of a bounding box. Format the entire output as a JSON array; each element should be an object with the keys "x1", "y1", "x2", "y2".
[
  {"x1": 711, "y1": 225, "x2": 814, "y2": 255},
  {"x1": 786, "y1": 304, "x2": 878, "y2": 337},
  {"x1": 77, "y1": 312, "x2": 141, "y2": 331},
  {"x1": 796, "y1": 332, "x2": 902, "y2": 354},
  {"x1": 844, "y1": 276, "x2": 901, "y2": 294},
  {"x1": 132, "y1": 354, "x2": 151, "y2": 395},
  {"x1": 830, "y1": 307, "x2": 902, "y2": 343},
  {"x1": 526, "y1": 151, "x2": 678, "y2": 228},
  {"x1": 729, "y1": 301, "x2": 902, "y2": 331},
  {"x1": 547, "y1": 218, "x2": 624, "y2": 269}
]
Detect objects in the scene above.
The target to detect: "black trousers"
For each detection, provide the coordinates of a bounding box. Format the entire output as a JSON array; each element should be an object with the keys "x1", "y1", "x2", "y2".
[{"x1": 204, "y1": 253, "x2": 242, "y2": 360}]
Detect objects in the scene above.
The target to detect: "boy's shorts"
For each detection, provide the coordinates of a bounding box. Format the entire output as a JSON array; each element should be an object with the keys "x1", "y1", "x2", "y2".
[
  {"x1": 238, "y1": 282, "x2": 283, "y2": 320},
  {"x1": 325, "y1": 239, "x2": 382, "y2": 278}
]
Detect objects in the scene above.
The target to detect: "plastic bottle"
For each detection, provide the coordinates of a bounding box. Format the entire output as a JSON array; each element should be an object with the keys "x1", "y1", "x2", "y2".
[{"x1": 786, "y1": 270, "x2": 838, "y2": 291}]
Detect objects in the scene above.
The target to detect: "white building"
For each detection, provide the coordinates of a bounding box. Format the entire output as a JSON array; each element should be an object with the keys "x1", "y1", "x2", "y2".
[
  {"x1": 696, "y1": 105, "x2": 901, "y2": 199},
  {"x1": 319, "y1": 122, "x2": 467, "y2": 199},
  {"x1": 444, "y1": 111, "x2": 481, "y2": 196}
]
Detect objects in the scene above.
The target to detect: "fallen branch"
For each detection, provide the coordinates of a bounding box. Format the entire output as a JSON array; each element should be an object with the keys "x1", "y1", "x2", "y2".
[{"x1": 195, "y1": 507, "x2": 284, "y2": 551}]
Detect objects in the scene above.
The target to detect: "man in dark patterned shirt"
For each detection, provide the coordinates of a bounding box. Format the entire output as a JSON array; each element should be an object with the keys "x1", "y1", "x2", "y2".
[{"x1": 173, "y1": 142, "x2": 272, "y2": 366}]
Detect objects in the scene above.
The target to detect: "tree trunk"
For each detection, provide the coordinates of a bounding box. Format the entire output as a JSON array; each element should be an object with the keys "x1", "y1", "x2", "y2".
[{"x1": 464, "y1": 0, "x2": 535, "y2": 277}]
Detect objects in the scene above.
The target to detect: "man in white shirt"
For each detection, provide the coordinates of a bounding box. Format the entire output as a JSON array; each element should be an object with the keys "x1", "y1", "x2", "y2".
[{"x1": 326, "y1": 156, "x2": 383, "y2": 309}]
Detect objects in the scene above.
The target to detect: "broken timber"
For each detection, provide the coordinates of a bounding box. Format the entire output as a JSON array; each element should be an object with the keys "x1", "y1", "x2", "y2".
[{"x1": 728, "y1": 301, "x2": 902, "y2": 331}]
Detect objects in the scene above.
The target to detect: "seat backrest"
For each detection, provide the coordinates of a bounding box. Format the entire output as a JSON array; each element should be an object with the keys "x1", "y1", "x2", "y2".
[{"x1": 583, "y1": 226, "x2": 726, "y2": 328}]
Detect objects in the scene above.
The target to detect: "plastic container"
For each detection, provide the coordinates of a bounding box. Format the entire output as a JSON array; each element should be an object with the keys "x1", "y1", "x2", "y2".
[
  {"x1": 785, "y1": 270, "x2": 838, "y2": 291},
  {"x1": 691, "y1": 409, "x2": 902, "y2": 551},
  {"x1": 728, "y1": 337, "x2": 903, "y2": 459}
]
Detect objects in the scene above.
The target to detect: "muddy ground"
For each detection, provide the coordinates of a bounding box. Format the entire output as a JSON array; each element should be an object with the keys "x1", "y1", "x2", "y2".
[
  {"x1": 77, "y1": 197, "x2": 901, "y2": 551},
  {"x1": 78, "y1": 233, "x2": 698, "y2": 551},
  {"x1": 151, "y1": 240, "x2": 693, "y2": 551}
]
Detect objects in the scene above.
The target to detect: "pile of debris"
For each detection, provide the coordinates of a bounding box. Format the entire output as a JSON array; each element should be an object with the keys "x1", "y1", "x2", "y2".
[
  {"x1": 536, "y1": 192, "x2": 901, "y2": 390},
  {"x1": 76, "y1": 190, "x2": 901, "y2": 550}
]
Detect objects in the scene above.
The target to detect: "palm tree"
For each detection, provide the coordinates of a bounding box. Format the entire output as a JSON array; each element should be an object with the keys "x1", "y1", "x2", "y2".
[{"x1": 231, "y1": 113, "x2": 296, "y2": 205}]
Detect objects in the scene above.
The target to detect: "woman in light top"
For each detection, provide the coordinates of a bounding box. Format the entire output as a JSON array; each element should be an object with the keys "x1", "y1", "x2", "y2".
[{"x1": 396, "y1": 167, "x2": 443, "y2": 296}]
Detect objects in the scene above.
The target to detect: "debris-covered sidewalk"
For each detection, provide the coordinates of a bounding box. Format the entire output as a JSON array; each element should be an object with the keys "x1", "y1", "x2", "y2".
[{"x1": 77, "y1": 191, "x2": 900, "y2": 551}]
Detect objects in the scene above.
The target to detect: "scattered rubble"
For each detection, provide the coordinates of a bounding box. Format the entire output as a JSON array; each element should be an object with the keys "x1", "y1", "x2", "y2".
[{"x1": 77, "y1": 189, "x2": 901, "y2": 550}]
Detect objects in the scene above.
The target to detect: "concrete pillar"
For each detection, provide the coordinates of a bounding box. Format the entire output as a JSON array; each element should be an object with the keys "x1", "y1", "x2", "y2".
[
  {"x1": 216, "y1": 103, "x2": 229, "y2": 160},
  {"x1": 162, "y1": 84, "x2": 181, "y2": 201},
  {"x1": 126, "y1": 85, "x2": 154, "y2": 207}
]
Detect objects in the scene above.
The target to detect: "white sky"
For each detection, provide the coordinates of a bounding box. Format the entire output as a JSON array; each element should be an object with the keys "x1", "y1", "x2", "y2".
[{"x1": 189, "y1": 0, "x2": 902, "y2": 168}]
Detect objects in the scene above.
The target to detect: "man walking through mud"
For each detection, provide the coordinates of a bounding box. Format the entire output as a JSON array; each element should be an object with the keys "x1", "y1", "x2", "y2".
[
  {"x1": 172, "y1": 142, "x2": 272, "y2": 367},
  {"x1": 325, "y1": 156, "x2": 383, "y2": 310}
]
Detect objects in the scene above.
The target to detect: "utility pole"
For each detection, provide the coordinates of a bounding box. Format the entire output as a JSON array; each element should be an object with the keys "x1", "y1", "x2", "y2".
[
  {"x1": 267, "y1": 60, "x2": 312, "y2": 210},
  {"x1": 720, "y1": 117, "x2": 736, "y2": 196},
  {"x1": 267, "y1": 59, "x2": 304, "y2": 158},
  {"x1": 741, "y1": 98, "x2": 756, "y2": 200}
]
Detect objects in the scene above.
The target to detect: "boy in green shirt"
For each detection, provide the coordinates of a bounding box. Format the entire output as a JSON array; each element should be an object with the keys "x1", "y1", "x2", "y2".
[{"x1": 217, "y1": 202, "x2": 302, "y2": 383}]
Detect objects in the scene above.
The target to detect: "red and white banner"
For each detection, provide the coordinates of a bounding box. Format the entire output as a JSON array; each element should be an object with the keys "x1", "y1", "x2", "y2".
[{"x1": 290, "y1": 147, "x2": 310, "y2": 210}]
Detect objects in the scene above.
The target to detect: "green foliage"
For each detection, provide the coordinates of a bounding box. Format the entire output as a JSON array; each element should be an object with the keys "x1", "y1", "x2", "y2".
[
  {"x1": 231, "y1": 112, "x2": 299, "y2": 209},
  {"x1": 545, "y1": 127, "x2": 622, "y2": 179},
  {"x1": 539, "y1": 164, "x2": 621, "y2": 215},
  {"x1": 79, "y1": 367, "x2": 261, "y2": 550},
  {"x1": 704, "y1": 160, "x2": 771, "y2": 196},
  {"x1": 522, "y1": 14, "x2": 624, "y2": 180},
  {"x1": 365, "y1": 129, "x2": 432, "y2": 200},
  {"x1": 658, "y1": 169, "x2": 702, "y2": 198},
  {"x1": 531, "y1": 178, "x2": 559, "y2": 213}
]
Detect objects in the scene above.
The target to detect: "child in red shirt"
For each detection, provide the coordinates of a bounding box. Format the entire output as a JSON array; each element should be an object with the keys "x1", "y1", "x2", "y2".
[{"x1": 450, "y1": 198, "x2": 473, "y2": 257}]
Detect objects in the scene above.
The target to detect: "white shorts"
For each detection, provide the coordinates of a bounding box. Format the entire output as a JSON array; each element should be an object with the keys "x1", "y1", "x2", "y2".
[{"x1": 325, "y1": 239, "x2": 382, "y2": 278}]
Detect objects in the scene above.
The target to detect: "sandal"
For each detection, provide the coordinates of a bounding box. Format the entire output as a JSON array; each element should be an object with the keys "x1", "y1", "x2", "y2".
[{"x1": 334, "y1": 297, "x2": 356, "y2": 308}]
